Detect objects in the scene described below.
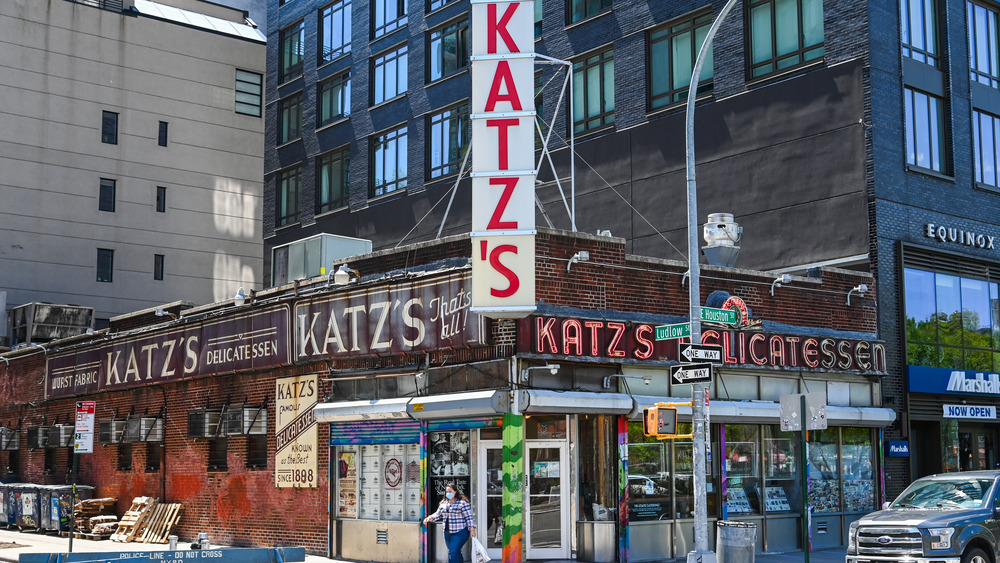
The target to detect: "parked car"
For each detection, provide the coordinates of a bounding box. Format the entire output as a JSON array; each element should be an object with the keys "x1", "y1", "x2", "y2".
[{"x1": 846, "y1": 470, "x2": 1000, "y2": 563}]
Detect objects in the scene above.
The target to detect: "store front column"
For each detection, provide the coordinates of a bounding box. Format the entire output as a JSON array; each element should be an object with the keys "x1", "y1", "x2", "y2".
[{"x1": 502, "y1": 413, "x2": 524, "y2": 563}]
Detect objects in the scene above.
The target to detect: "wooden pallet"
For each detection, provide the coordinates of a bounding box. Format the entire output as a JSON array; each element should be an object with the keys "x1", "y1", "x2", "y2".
[
  {"x1": 61, "y1": 531, "x2": 112, "y2": 540},
  {"x1": 110, "y1": 497, "x2": 155, "y2": 542},
  {"x1": 136, "y1": 503, "x2": 183, "y2": 543}
]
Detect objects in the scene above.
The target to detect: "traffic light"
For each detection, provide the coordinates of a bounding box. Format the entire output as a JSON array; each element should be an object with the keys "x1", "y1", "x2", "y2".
[{"x1": 643, "y1": 406, "x2": 677, "y2": 436}]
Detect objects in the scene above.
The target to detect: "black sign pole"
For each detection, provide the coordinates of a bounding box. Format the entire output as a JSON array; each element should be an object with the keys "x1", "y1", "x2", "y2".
[
  {"x1": 800, "y1": 394, "x2": 809, "y2": 563},
  {"x1": 69, "y1": 450, "x2": 78, "y2": 553}
]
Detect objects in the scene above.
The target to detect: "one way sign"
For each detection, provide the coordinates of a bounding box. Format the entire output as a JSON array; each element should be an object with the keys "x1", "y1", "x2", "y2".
[
  {"x1": 670, "y1": 362, "x2": 714, "y2": 385},
  {"x1": 679, "y1": 343, "x2": 723, "y2": 364}
]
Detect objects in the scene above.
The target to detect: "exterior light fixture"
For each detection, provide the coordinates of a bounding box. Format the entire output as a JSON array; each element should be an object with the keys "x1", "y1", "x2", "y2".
[
  {"x1": 847, "y1": 284, "x2": 869, "y2": 305},
  {"x1": 233, "y1": 287, "x2": 248, "y2": 306},
  {"x1": 603, "y1": 374, "x2": 652, "y2": 389},
  {"x1": 333, "y1": 264, "x2": 359, "y2": 286},
  {"x1": 770, "y1": 274, "x2": 792, "y2": 296},
  {"x1": 566, "y1": 251, "x2": 590, "y2": 271},
  {"x1": 154, "y1": 308, "x2": 177, "y2": 320},
  {"x1": 520, "y1": 364, "x2": 561, "y2": 382}
]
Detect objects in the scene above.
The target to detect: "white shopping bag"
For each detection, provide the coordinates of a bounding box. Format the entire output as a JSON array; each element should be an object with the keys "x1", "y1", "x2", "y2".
[{"x1": 472, "y1": 536, "x2": 492, "y2": 563}]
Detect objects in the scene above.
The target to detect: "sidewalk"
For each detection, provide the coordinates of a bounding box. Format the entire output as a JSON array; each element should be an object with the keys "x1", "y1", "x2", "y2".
[{"x1": 0, "y1": 525, "x2": 844, "y2": 563}]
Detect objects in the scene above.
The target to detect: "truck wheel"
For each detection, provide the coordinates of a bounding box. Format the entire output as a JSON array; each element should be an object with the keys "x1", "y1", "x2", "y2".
[{"x1": 962, "y1": 547, "x2": 990, "y2": 563}]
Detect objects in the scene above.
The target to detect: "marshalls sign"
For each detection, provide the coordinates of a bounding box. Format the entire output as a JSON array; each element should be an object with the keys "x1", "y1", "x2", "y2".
[
  {"x1": 275, "y1": 374, "x2": 318, "y2": 488},
  {"x1": 469, "y1": 0, "x2": 536, "y2": 319}
]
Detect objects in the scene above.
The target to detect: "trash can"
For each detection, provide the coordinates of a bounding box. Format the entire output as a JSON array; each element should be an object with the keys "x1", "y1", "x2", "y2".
[
  {"x1": 37, "y1": 485, "x2": 55, "y2": 532},
  {"x1": 577, "y1": 521, "x2": 617, "y2": 563},
  {"x1": 716, "y1": 521, "x2": 756, "y2": 563},
  {"x1": 48, "y1": 485, "x2": 93, "y2": 532},
  {"x1": 13, "y1": 484, "x2": 40, "y2": 530}
]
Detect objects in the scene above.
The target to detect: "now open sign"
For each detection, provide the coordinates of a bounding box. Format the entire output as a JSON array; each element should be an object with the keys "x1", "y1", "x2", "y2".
[{"x1": 943, "y1": 404, "x2": 996, "y2": 419}]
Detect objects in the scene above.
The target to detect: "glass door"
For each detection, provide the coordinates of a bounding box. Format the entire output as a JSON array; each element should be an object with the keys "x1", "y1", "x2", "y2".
[
  {"x1": 525, "y1": 441, "x2": 569, "y2": 559},
  {"x1": 477, "y1": 440, "x2": 504, "y2": 561}
]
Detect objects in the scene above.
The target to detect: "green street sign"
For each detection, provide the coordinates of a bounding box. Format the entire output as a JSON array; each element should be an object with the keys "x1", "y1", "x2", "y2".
[
  {"x1": 701, "y1": 306, "x2": 738, "y2": 325},
  {"x1": 655, "y1": 322, "x2": 691, "y2": 341}
]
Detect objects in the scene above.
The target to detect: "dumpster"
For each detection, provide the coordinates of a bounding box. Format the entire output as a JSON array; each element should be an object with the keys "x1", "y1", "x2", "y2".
[
  {"x1": 13, "y1": 484, "x2": 40, "y2": 530},
  {"x1": 48, "y1": 485, "x2": 93, "y2": 532},
  {"x1": 37, "y1": 485, "x2": 56, "y2": 532},
  {"x1": 716, "y1": 521, "x2": 756, "y2": 563}
]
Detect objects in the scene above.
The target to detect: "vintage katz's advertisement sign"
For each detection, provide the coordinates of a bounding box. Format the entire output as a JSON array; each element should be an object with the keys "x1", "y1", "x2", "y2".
[
  {"x1": 469, "y1": 0, "x2": 537, "y2": 319},
  {"x1": 275, "y1": 374, "x2": 318, "y2": 488},
  {"x1": 293, "y1": 272, "x2": 486, "y2": 361},
  {"x1": 46, "y1": 305, "x2": 291, "y2": 399}
]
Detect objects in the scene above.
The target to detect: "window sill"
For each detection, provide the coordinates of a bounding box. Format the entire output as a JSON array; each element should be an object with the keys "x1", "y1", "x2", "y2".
[
  {"x1": 369, "y1": 93, "x2": 408, "y2": 111},
  {"x1": 274, "y1": 221, "x2": 302, "y2": 233},
  {"x1": 564, "y1": 9, "x2": 613, "y2": 31},
  {"x1": 318, "y1": 51, "x2": 351, "y2": 70},
  {"x1": 427, "y1": 67, "x2": 469, "y2": 88},
  {"x1": 647, "y1": 91, "x2": 714, "y2": 119},
  {"x1": 572, "y1": 122, "x2": 616, "y2": 139},
  {"x1": 426, "y1": 0, "x2": 463, "y2": 19},
  {"x1": 316, "y1": 206, "x2": 349, "y2": 219},
  {"x1": 905, "y1": 164, "x2": 954, "y2": 182},
  {"x1": 974, "y1": 181, "x2": 1000, "y2": 194},
  {"x1": 317, "y1": 116, "x2": 351, "y2": 133},
  {"x1": 746, "y1": 58, "x2": 825, "y2": 89},
  {"x1": 278, "y1": 75, "x2": 304, "y2": 90},
  {"x1": 277, "y1": 138, "x2": 303, "y2": 150},
  {"x1": 368, "y1": 188, "x2": 408, "y2": 204},
  {"x1": 371, "y1": 24, "x2": 408, "y2": 45}
]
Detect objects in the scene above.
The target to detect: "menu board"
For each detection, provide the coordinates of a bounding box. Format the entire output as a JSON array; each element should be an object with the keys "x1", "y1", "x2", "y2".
[{"x1": 337, "y1": 450, "x2": 357, "y2": 517}]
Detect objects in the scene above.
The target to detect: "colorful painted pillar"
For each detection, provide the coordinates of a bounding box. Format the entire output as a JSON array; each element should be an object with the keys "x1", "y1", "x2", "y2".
[
  {"x1": 618, "y1": 416, "x2": 629, "y2": 563},
  {"x1": 502, "y1": 413, "x2": 524, "y2": 563},
  {"x1": 420, "y1": 421, "x2": 429, "y2": 563}
]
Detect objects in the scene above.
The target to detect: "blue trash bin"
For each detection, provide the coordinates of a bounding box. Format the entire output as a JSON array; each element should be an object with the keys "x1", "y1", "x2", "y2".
[
  {"x1": 13, "y1": 484, "x2": 41, "y2": 530},
  {"x1": 50, "y1": 485, "x2": 93, "y2": 532}
]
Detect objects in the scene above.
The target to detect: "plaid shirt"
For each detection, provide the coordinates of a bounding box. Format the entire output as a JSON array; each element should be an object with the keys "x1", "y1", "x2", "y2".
[{"x1": 430, "y1": 499, "x2": 475, "y2": 533}]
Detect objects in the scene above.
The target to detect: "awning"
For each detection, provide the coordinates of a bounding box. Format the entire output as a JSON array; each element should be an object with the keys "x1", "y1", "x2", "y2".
[
  {"x1": 314, "y1": 391, "x2": 508, "y2": 423},
  {"x1": 314, "y1": 397, "x2": 411, "y2": 423},
  {"x1": 519, "y1": 390, "x2": 634, "y2": 414},
  {"x1": 630, "y1": 396, "x2": 896, "y2": 427}
]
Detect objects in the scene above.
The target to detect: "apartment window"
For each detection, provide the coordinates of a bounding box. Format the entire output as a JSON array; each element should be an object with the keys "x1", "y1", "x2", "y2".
[
  {"x1": 102, "y1": 111, "x2": 118, "y2": 144},
  {"x1": 573, "y1": 49, "x2": 615, "y2": 133},
  {"x1": 429, "y1": 19, "x2": 469, "y2": 82},
  {"x1": 747, "y1": 0, "x2": 824, "y2": 78},
  {"x1": 321, "y1": 0, "x2": 352, "y2": 63},
  {"x1": 904, "y1": 87, "x2": 947, "y2": 172},
  {"x1": 969, "y1": 1, "x2": 999, "y2": 87},
  {"x1": 158, "y1": 121, "x2": 168, "y2": 147},
  {"x1": 568, "y1": 0, "x2": 611, "y2": 24},
  {"x1": 279, "y1": 93, "x2": 303, "y2": 144},
  {"x1": 146, "y1": 443, "x2": 162, "y2": 472},
  {"x1": 247, "y1": 435, "x2": 268, "y2": 469},
  {"x1": 649, "y1": 12, "x2": 714, "y2": 110},
  {"x1": 373, "y1": 0, "x2": 406, "y2": 38},
  {"x1": 99, "y1": 179, "x2": 116, "y2": 212},
  {"x1": 319, "y1": 73, "x2": 352, "y2": 127},
  {"x1": 154, "y1": 254, "x2": 164, "y2": 281},
  {"x1": 276, "y1": 166, "x2": 301, "y2": 227},
  {"x1": 156, "y1": 186, "x2": 167, "y2": 213},
  {"x1": 44, "y1": 448, "x2": 56, "y2": 475},
  {"x1": 236, "y1": 69, "x2": 263, "y2": 116},
  {"x1": 373, "y1": 44, "x2": 408, "y2": 104},
  {"x1": 208, "y1": 438, "x2": 228, "y2": 471},
  {"x1": 429, "y1": 0, "x2": 458, "y2": 11},
  {"x1": 97, "y1": 249, "x2": 114, "y2": 283},
  {"x1": 535, "y1": 0, "x2": 542, "y2": 37},
  {"x1": 974, "y1": 109, "x2": 1000, "y2": 187},
  {"x1": 371, "y1": 125, "x2": 408, "y2": 197},
  {"x1": 280, "y1": 21, "x2": 306, "y2": 82},
  {"x1": 428, "y1": 103, "x2": 470, "y2": 178},
  {"x1": 902, "y1": 0, "x2": 939, "y2": 66},
  {"x1": 317, "y1": 147, "x2": 350, "y2": 212},
  {"x1": 118, "y1": 443, "x2": 132, "y2": 472}
]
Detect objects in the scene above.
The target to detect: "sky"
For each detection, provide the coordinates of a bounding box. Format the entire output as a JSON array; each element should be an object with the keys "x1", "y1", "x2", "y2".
[{"x1": 219, "y1": 0, "x2": 268, "y2": 34}]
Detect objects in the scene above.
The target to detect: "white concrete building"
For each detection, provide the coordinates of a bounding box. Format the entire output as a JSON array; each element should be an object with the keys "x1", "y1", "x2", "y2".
[{"x1": 0, "y1": 0, "x2": 265, "y2": 330}]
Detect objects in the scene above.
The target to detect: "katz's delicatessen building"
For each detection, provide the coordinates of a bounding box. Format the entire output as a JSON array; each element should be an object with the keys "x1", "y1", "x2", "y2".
[{"x1": 0, "y1": 230, "x2": 892, "y2": 563}]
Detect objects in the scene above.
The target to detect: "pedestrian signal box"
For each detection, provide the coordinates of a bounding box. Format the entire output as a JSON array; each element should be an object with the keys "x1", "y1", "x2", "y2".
[{"x1": 643, "y1": 406, "x2": 677, "y2": 436}]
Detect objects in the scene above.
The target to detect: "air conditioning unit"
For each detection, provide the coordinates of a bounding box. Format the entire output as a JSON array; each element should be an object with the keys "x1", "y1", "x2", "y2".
[
  {"x1": 270, "y1": 233, "x2": 372, "y2": 286},
  {"x1": 47, "y1": 425, "x2": 73, "y2": 448},
  {"x1": 139, "y1": 417, "x2": 163, "y2": 442},
  {"x1": 188, "y1": 409, "x2": 222, "y2": 438},
  {"x1": 0, "y1": 428, "x2": 19, "y2": 450},
  {"x1": 26, "y1": 426, "x2": 49, "y2": 449},
  {"x1": 98, "y1": 420, "x2": 125, "y2": 444},
  {"x1": 223, "y1": 406, "x2": 267, "y2": 435}
]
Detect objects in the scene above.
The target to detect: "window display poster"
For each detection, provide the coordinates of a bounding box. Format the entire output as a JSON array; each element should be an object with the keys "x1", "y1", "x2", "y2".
[
  {"x1": 338, "y1": 451, "x2": 357, "y2": 517},
  {"x1": 429, "y1": 430, "x2": 470, "y2": 509},
  {"x1": 726, "y1": 489, "x2": 754, "y2": 514},
  {"x1": 275, "y1": 373, "x2": 318, "y2": 488},
  {"x1": 763, "y1": 486, "x2": 792, "y2": 512}
]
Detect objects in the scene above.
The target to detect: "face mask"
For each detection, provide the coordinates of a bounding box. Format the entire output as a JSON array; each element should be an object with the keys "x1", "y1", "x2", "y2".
[{"x1": 446, "y1": 492, "x2": 455, "y2": 499}]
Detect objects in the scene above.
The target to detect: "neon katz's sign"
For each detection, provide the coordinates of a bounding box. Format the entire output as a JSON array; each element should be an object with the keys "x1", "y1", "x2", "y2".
[{"x1": 520, "y1": 315, "x2": 887, "y2": 373}]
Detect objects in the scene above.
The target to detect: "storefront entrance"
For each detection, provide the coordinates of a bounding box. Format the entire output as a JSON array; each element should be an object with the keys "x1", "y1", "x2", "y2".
[
  {"x1": 525, "y1": 441, "x2": 570, "y2": 559},
  {"x1": 959, "y1": 425, "x2": 998, "y2": 470},
  {"x1": 477, "y1": 440, "x2": 504, "y2": 561}
]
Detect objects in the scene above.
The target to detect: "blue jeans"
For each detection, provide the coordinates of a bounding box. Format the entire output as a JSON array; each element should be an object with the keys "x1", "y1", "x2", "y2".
[{"x1": 443, "y1": 528, "x2": 470, "y2": 563}]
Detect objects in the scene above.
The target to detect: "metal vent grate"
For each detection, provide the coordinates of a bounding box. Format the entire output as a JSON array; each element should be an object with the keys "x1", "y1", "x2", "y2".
[
  {"x1": 376, "y1": 529, "x2": 388, "y2": 544},
  {"x1": 903, "y1": 244, "x2": 998, "y2": 281}
]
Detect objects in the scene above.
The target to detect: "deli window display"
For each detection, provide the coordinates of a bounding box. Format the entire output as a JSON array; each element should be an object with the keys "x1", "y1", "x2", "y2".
[
  {"x1": 336, "y1": 444, "x2": 422, "y2": 522},
  {"x1": 724, "y1": 425, "x2": 759, "y2": 516},
  {"x1": 428, "y1": 431, "x2": 471, "y2": 510}
]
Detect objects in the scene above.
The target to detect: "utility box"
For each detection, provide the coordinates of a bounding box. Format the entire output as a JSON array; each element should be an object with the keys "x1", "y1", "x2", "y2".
[{"x1": 5, "y1": 302, "x2": 95, "y2": 348}]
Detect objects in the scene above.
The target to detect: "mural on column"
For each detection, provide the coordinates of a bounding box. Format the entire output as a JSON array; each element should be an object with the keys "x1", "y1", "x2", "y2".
[
  {"x1": 420, "y1": 422, "x2": 429, "y2": 563},
  {"x1": 618, "y1": 416, "x2": 629, "y2": 563},
  {"x1": 502, "y1": 413, "x2": 524, "y2": 563}
]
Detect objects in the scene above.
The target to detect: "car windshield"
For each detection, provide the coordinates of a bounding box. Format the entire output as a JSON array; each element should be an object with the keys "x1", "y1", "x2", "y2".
[{"x1": 891, "y1": 477, "x2": 996, "y2": 509}]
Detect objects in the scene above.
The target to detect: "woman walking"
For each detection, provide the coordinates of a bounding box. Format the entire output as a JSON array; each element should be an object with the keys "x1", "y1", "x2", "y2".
[{"x1": 424, "y1": 482, "x2": 477, "y2": 563}]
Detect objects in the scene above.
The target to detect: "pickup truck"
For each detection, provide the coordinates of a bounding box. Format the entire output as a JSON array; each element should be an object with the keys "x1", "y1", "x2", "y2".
[{"x1": 846, "y1": 470, "x2": 1000, "y2": 563}]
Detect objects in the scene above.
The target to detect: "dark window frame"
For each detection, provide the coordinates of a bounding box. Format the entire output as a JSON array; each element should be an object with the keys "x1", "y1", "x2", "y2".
[
  {"x1": 102, "y1": 111, "x2": 118, "y2": 144},
  {"x1": 99, "y1": 178, "x2": 116, "y2": 212},
  {"x1": 145, "y1": 443, "x2": 162, "y2": 472},
  {"x1": 746, "y1": 0, "x2": 825, "y2": 79},
  {"x1": 118, "y1": 442, "x2": 133, "y2": 472},
  {"x1": 236, "y1": 69, "x2": 264, "y2": 117},
  {"x1": 97, "y1": 248, "x2": 114, "y2": 283},
  {"x1": 973, "y1": 107, "x2": 1000, "y2": 187},
  {"x1": 370, "y1": 125, "x2": 408, "y2": 198},
  {"x1": 280, "y1": 21, "x2": 306, "y2": 83},
  {"x1": 429, "y1": 0, "x2": 459, "y2": 12},
  {"x1": 427, "y1": 102, "x2": 470, "y2": 179},
  {"x1": 276, "y1": 166, "x2": 301, "y2": 227},
  {"x1": 154, "y1": 254, "x2": 165, "y2": 281},
  {"x1": 158, "y1": 121, "x2": 168, "y2": 147},
  {"x1": 428, "y1": 18, "x2": 470, "y2": 83},
  {"x1": 372, "y1": 0, "x2": 407, "y2": 39},
  {"x1": 318, "y1": 73, "x2": 352, "y2": 127},
  {"x1": 247, "y1": 435, "x2": 268, "y2": 469},
  {"x1": 572, "y1": 48, "x2": 615, "y2": 133},
  {"x1": 278, "y1": 92, "x2": 303, "y2": 145},
  {"x1": 648, "y1": 10, "x2": 714, "y2": 111},
  {"x1": 317, "y1": 147, "x2": 351, "y2": 213},
  {"x1": 902, "y1": 0, "x2": 940, "y2": 67},
  {"x1": 320, "y1": 0, "x2": 352, "y2": 64},
  {"x1": 156, "y1": 186, "x2": 167, "y2": 213},
  {"x1": 208, "y1": 438, "x2": 228, "y2": 471},
  {"x1": 567, "y1": 0, "x2": 611, "y2": 24},
  {"x1": 372, "y1": 44, "x2": 408, "y2": 104},
  {"x1": 904, "y1": 86, "x2": 949, "y2": 174}
]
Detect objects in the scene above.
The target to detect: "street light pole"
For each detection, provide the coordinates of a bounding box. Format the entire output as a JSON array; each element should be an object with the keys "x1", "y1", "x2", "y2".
[{"x1": 685, "y1": 1, "x2": 739, "y2": 562}]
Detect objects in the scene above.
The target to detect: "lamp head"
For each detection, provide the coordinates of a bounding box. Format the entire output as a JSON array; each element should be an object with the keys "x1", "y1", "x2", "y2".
[{"x1": 233, "y1": 287, "x2": 247, "y2": 307}]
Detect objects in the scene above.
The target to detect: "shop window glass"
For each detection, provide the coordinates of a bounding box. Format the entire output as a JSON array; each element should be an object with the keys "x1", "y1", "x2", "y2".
[
  {"x1": 807, "y1": 428, "x2": 840, "y2": 513},
  {"x1": 337, "y1": 443, "x2": 421, "y2": 521},
  {"x1": 724, "y1": 425, "x2": 760, "y2": 515},
  {"x1": 762, "y1": 425, "x2": 801, "y2": 520},
  {"x1": 675, "y1": 422, "x2": 717, "y2": 519},
  {"x1": 429, "y1": 431, "x2": 471, "y2": 509},
  {"x1": 626, "y1": 429, "x2": 671, "y2": 521},
  {"x1": 842, "y1": 427, "x2": 874, "y2": 512},
  {"x1": 579, "y1": 415, "x2": 617, "y2": 522},
  {"x1": 525, "y1": 416, "x2": 567, "y2": 439}
]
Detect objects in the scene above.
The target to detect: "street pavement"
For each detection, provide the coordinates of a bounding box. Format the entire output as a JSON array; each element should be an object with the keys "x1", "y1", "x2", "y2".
[{"x1": 0, "y1": 525, "x2": 845, "y2": 563}]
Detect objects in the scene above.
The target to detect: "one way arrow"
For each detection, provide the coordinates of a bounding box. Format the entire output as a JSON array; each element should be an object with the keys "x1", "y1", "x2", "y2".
[{"x1": 679, "y1": 343, "x2": 723, "y2": 364}]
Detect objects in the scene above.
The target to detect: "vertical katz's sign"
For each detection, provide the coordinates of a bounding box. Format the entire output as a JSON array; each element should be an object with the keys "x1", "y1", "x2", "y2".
[
  {"x1": 469, "y1": 0, "x2": 536, "y2": 319},
  {"x1": 275, "y1": 374, "x2": 318, "y2": 488}
]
